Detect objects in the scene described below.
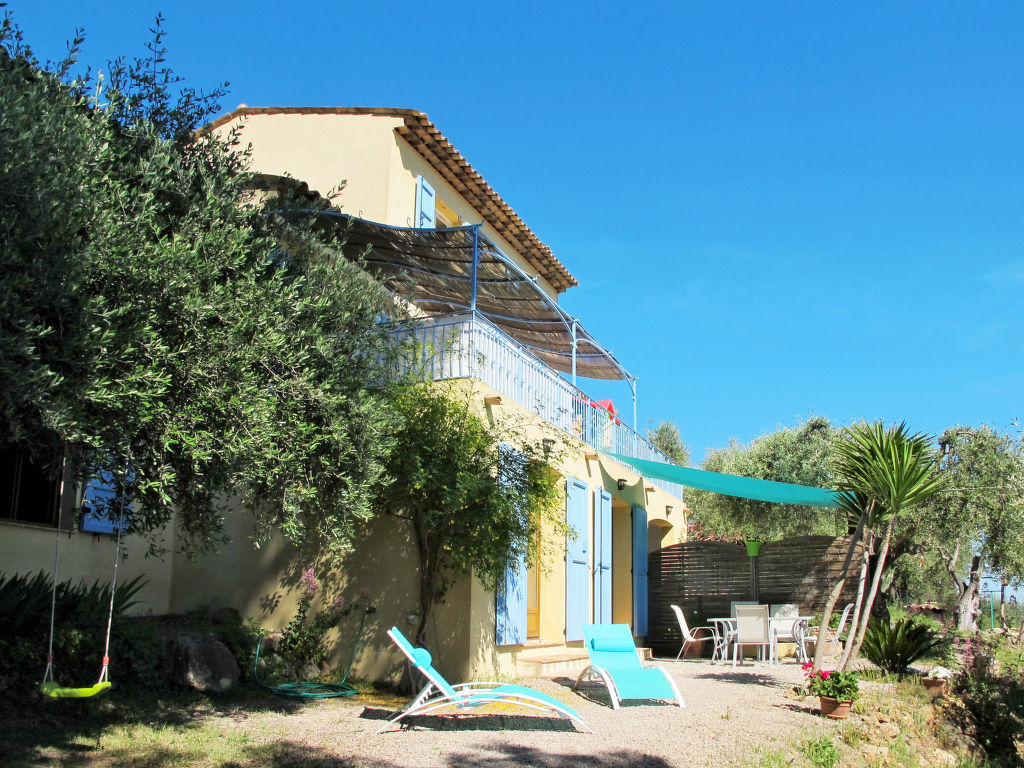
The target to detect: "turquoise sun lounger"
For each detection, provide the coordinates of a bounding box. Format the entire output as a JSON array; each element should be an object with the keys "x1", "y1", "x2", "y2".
[
  {"x1": 379, "y1": 627, "x2": 591, "y2": 733},
  {"x1": 574, "y1": 624, "x2": 685, "y2": 709}
]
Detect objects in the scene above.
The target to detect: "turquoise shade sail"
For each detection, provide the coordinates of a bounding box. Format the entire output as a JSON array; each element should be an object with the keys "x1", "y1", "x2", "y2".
[{"x1": 609, "y1": 453, "x2": 842, "y2": 508}]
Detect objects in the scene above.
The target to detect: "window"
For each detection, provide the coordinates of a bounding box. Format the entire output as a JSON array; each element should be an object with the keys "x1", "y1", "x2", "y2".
[{"x1": 0, "y1": 445, "x2": 61, "y2": 526}]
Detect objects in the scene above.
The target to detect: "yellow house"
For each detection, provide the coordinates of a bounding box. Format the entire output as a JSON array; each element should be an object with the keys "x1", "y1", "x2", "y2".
[{"x1": 0, "y1": 106, "x2": 688, "y2": 681}]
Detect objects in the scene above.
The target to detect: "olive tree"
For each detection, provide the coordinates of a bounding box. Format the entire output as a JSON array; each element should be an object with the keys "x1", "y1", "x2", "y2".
[
  {"x1": 0, "y1": 15, "x2": 401, "y2": 555},
  {"x1": 687, "y1": 417, "x2": 844, "y2": 542},
  {"x1": 376, "y1": 383, "x2": 563, "y2": 646},
  {"x1": 912, "y1": 426, "x2": 1024, "y2": 631}
]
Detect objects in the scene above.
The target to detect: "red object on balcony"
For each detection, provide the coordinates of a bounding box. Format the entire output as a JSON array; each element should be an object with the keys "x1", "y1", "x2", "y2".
[{"x1": 590, "y1": 399, "x2": 621, "y2": 424}]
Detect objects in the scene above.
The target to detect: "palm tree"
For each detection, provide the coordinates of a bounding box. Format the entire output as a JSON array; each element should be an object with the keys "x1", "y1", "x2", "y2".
[{"x1": 811, "y1": 422, "x2": 944, "y2": 673}]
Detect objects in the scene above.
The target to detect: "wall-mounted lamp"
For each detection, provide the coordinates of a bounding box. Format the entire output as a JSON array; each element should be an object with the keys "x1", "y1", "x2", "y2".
[
  {"x1": 542, "y1": 438, "x2": 556, "y2": 453},
  {"x1": 666, "y1": 505, "x2": 673, "y2": 516},
  {"x1": 617, "y1": 478, "x2": 627, "y2": 491}
]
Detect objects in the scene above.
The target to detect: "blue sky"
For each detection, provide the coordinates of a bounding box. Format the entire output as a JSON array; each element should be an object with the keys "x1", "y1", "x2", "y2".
[{"x1": 10, "y1": 1, "x2": 1023, "y2": 462}]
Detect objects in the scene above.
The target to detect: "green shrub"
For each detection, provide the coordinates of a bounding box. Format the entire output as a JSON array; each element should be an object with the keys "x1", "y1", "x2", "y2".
[
  {"x1": 801, "y1": 735, "x2": 841, "y2": 768},
  {"x1": 862, "y1": 617, "x2": 942, "y2": 679},
  {"x1": 257, "y1": 569, "x2": 374, "y2": 679},
  {"x1": 949, "y1": 637, "x2": 1024, "y2": 766},
  {"x1": 0, "y1": 570, "x2": 147, "y2": 693}
]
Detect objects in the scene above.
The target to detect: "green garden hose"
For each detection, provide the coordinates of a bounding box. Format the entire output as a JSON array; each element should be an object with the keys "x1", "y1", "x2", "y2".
[{"x1": 254, "y1": 607, "x2": 372, "y2": 699}]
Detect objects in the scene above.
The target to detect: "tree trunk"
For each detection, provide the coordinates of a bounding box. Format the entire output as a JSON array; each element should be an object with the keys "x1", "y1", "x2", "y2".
[
  {"x1": 1000, "y1": 582, "x2": 1007, "y2": 629},
  {"x1": 842, "y1": 516, "x2": 895, "y2": 669},
  {"x1": 412, "y1": 517, "x2": 438, "y2": 648},
  {"x1": 811, "y1": 512, "x2": 866, "y2": 675},
  {"x1": 955, "y1": 554, "x2": 984, "y2": 632},
  {"x1": 838, "y1": 529, "x2": 874, "y2": 669}
]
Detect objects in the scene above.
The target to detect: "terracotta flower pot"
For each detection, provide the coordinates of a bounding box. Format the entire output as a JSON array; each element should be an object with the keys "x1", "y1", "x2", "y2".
[
  {"x1": 921, "y1": 678, "x2": 948, "y2": 697},
  {"x1": 818, "y1": 696, "x2": 853, "y2": 719}
]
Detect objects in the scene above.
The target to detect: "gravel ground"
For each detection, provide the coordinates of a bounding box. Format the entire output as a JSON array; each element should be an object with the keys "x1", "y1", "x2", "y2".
[{"x1": 220, "y1": 659, "x2": 849, "y2": 767}]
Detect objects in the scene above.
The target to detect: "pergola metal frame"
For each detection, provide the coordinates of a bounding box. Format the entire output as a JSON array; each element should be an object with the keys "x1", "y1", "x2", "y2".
[{"x1": 321, "y1": 212, "x2": 640, "y2": 426}]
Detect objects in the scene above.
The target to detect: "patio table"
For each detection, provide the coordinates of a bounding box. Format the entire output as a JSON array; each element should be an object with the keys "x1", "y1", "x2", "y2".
[{"x1": 709, "y1": 614, "x2": 814, "y2": 663}]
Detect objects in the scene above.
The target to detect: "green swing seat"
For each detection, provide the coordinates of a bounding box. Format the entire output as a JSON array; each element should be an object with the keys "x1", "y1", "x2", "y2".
[{"x1": 40, "y1": 680, "x2": 112, "y2": 699}]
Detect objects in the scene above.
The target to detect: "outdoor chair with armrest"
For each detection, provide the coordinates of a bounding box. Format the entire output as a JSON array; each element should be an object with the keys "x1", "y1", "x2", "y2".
[
  {"x1": 379, "y1": 627, "x2": 591, "y2": 733},
  {"x1": 808, "y1": 602, "x2": 854, "y2": 656},
  {"x1": 733, "y1": 604, "x2": 772, "y2": 667},
  {"x1": 670, "y1": 604, "x2": 723, "y2": 662},
  {"x1": 574, "y1": 624, "x2": 685, "y2": 710}
]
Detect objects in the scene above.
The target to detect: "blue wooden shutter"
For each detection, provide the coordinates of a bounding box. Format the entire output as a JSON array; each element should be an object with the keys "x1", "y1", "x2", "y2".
[
  {"x1": 415, "y1": 175, "x2": 436, "y2": 228},
  {"x1": 80, "y1": 470, "x2": 129, "y2": 535},
  {"x1": 632, "y1": 505, "x2": 649, "y2": 636},
  {"x1": 565, "y1": 478, "x2": 589, "y2": 642},
  {"x1": 495, "y1": 444, "x2": 527, "y2": 645},
  {"x1": 593, "y1": 489, "x2": 612, "y2": 624},
  {"x1": 496, "y1": 554, "x2": 527, "y2": 645}
]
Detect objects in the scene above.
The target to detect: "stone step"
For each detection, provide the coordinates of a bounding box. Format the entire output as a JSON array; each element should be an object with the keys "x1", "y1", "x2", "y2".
[
  {"x1": 516, "y1": 651, "x2": 589, "y2": 679},
  {"x1": 515, "y1": 646, "x2": 653, "y2": 678}
]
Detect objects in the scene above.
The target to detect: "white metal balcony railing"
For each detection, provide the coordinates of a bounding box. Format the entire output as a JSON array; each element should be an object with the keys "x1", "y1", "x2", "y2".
[{"x1": 392, "y1": 312, "x2": 684, "y2": 499}]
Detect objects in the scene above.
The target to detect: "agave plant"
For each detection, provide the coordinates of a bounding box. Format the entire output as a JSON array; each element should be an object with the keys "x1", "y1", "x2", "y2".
[{"x1": 862, "y1": 617, "x2": 943, "y2": 679}]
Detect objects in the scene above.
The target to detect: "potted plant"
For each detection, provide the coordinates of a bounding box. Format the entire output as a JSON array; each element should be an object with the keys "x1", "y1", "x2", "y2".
[
  {"x1": 803, "y1": 662, "x2": 860, "y2": 719},
  {"x1": 921, "y1": 665, "x2": 952, "y2": 697}
]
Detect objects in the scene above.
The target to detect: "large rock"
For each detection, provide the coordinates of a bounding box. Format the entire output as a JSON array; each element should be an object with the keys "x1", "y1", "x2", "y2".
[{"x1": 168, "y1": 631, "x2": 240, "y2": 693}]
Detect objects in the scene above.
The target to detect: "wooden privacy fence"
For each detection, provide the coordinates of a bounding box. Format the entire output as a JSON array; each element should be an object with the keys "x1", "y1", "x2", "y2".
[{"x1": 648, "y1": 535, "x2": 864, "y2": 651}]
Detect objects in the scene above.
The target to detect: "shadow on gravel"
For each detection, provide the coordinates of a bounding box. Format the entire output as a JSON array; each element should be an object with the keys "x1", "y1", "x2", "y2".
[
  {"x1": 362, "y1": 706, "x2": 580, "y2": 732},
  {"x1": 547, "y1": 676, "x2": 684, "y2": 709},
  {"x1": 446, "y1": 743, "x2": 675, "y2": 767},
  {"x1": 686, "y1": 670, "x2": 779, "y2": 686}
]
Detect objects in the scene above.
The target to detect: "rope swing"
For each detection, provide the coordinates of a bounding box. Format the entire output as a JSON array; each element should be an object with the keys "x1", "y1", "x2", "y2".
[{"x1": 40, "y1": 458, "x2": 128, "y2": 699}]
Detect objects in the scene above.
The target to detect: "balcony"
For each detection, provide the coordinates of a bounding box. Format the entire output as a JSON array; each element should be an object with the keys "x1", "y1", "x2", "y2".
[{"x1": 394, "y1": 312, "x2": 684, "y2": 498}]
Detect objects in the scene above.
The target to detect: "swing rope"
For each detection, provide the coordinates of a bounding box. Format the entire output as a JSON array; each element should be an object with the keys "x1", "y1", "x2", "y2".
[
  {"x1": 97, "y1": 513, "x2": 124, "y2": 686},
  {"x1": 41, "y1": 458, "x2": 127, "y2": 698},
  {"x1": 40, "y1": 498, "x2": 63, "y2": 689}
]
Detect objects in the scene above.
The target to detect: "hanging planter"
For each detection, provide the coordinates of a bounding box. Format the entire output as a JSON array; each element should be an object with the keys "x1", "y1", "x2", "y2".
[
  {"x1": 745, "y1": 540, "x2": 762, "y2": 557},
  {"x1": 818, "y1": 696, "x2": 854, "y2": 719}
]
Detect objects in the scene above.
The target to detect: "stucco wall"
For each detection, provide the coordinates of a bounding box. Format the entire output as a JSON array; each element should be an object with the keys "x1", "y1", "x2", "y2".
[
  {"x1": 216, "y1": 112, "x2": 560, "y2": 301},
  {"x1": 0, "y1": 519, "x2": 175, "y2": 615},
  {"x1": 0, "y1": 373, "x2": 688, "y2": 682}
]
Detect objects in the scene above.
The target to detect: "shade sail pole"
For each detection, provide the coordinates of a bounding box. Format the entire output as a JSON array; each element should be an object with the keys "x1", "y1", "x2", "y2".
[
  {"x1": 630, "y1": 378, "x2": 637, "y2": 430},
  {"x1": 571, "y1": 318, "x2": 578, "y2": 387}
]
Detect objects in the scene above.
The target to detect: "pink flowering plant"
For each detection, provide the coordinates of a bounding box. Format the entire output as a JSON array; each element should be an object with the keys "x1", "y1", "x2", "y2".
[
  {"x1": 803, "y1": 662, "x2": 860, "y2": 702},
  {"x1": 277, "y1": 569, "x2": 373, "y2": 671}
]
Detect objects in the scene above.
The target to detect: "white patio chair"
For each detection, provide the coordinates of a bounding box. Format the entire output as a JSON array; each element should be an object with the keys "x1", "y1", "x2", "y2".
[
  {"x1": 730, "y1": 600, "x2": 758, "y2": 616},
  {"x1": 809, "y1": 602, "x2": 854, "y2": 656},
  {"x1": 670, "y1": 604, "x2": 723, "y2": 662},
  {"x1": 790, "y1": 618, "x2": 811, "y2": 663},
  {"x1": 769, "y1": 603, "x2": 800, "y2": 663},
  {"x1": 733, "y1": 604, "x2": 772, "y2": 667}
]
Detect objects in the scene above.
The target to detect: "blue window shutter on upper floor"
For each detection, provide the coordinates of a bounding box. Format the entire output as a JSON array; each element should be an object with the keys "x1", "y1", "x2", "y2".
[
  {"x1": 565, "y1": 477, "x2": 589, "y2": 642},
  {"x1": 415, "y1": 175, "x2": 436, "y2": 228},
  {"x1": 593, "y1": 488, "x2": 612, "y2": 625},
  {"x1": 495, "y1": 443, "x2": 527, "y2": 645},
  {"x1": 632, "y1": 505, "x2": 649, "y2": 636}
]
